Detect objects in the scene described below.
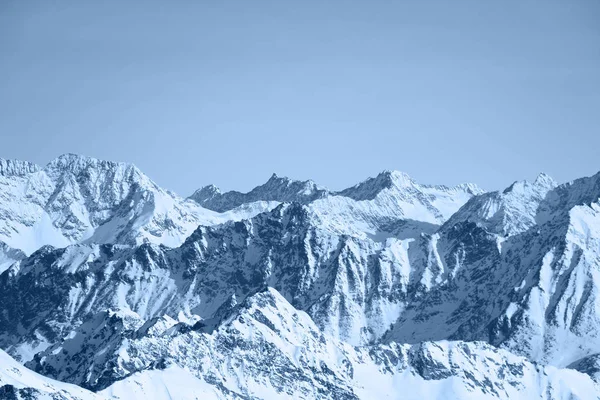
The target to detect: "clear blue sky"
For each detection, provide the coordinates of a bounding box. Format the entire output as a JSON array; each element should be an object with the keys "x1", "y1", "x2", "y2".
[{"x1": 1, "y1": 0, "x2": 599, "y2": 195}]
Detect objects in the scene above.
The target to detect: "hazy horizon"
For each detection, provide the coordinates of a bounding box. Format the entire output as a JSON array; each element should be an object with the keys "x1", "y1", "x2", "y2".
[{"x1": 2, "y1": 0, "x2": 599, "y2": 195}]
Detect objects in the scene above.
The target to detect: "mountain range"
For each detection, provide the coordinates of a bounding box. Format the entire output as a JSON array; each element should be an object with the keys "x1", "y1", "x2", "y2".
[{"x1": 1, "y1": 154, "x2": 599, "y2": 399}]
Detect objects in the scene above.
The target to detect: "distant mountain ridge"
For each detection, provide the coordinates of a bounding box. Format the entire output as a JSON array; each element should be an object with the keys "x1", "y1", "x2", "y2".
[
  {"x1": 190, "y1": 173, "x2": 329, "y2": 211},
  {"x1": 190, "y1": 169, "x2": 482, "y2": 214},
  {"x1": 0, "y1": 154, "x2": 481, "y2": 258},
  {"x1": 0, "y1": 154, "x2": 280, "y2": 259}
]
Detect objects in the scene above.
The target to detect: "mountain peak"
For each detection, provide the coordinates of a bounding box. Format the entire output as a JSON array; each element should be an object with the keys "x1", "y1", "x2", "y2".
[
  {"x1": 503, "y1": 173, "x2": 557, "y2": 195},
  {"x1": 47, "y1": 153, "x2": 96, "y2": 167},
  {"x1": 378, "y1": 170, "x2": 414, "y2": 188},
  {"x1": 46, "y1": 153, "x2": 133, "y2": 172},
  {"x1": 533, "y1": 172, "x2": 557, "y2": 188},
  {"x1": 43, "y1": 154, "x2": 151, "y2": 189},
  {"x1": 188, "y1": 184, "x2": 222, "y2": 204},
  {"x1": 261, "y1": 173, "x2": 324, "y2": 195},
  {"x1": 265, "y1": 172, "x2": 294, "y2": 186},
  {"x1": 215, "y1": 287, "x2": 289, "y2": 325},
  {"x1": 335, "y1": 170, "x2": 415, "y2": 201},
  {"x1": 55, "y1": 152, "x2": 85, "y2": 161},
  {"x1": 0, "y1": 158, "x2": 41, "y2": 177}
]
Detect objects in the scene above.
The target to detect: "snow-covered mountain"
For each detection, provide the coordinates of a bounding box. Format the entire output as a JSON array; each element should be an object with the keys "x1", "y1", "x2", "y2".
[
  {"x1": 2, "y1": 153, "x2": 600, "y2": 399},
  {"x1": 0, "y1": 154, "x2": 277, "y2": 257}
]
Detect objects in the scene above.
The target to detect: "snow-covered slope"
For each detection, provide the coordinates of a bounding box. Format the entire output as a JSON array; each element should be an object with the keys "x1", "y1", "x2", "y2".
[
  {"x1": 0, "y1": 242, "x2": 25, "y2": 274},
  {"x1": 100, "y1": 366, "x2": 230, "y2": 400},
  {"x1": 29, "y1": 288, "x2": 600, "y2": 400},
  {"x1": 0, "y1": 348, "x2": 102, "y2": 399},
  {"x1": 0, "y1": 347, "x2": 222, "y2": 400}
]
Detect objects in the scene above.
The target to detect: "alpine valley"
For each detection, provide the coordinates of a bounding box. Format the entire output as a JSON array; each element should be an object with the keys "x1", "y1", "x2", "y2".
[{"x1": 1, "y1": 154, "x2": 600, "y2": 399}]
